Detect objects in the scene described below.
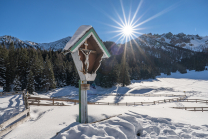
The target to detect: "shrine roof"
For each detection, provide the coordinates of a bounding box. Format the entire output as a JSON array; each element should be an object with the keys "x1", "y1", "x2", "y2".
[{"x1": 63, "y1": 25, "x2": 110, "y2": 58}]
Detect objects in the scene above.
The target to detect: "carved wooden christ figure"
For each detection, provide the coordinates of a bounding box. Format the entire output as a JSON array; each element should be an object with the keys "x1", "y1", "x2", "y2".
[
  {"x1": 80, "y1": 49, "x2": 92, "y2": 74},
  {"x1": 78, "y1": 38, "x2": 104, "y2": 75}
]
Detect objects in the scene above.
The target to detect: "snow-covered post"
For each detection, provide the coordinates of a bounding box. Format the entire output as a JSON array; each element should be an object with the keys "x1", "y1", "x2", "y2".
[{"x1": 62, "y1": 25, "x2": 110, "y2": 123}]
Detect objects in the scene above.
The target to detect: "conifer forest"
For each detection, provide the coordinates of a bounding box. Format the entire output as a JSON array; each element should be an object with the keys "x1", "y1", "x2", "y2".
[{"x1": 0, "y1": 38, "x2": 208, "y2": 93}]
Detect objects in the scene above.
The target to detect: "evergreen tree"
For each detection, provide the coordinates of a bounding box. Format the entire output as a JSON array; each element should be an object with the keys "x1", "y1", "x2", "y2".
[
  {"x1": 27, "y1": 70, "x2": 35, "y2": 94},
  {"x1": 0, "y1": 44, "x2": 8, "y2": 90},
  {"x1": 118, "y1": 53, "x2": 131, "y2": 87},
  {"x1": 42, "y1": 55, "x2": 56, "y2": 92},
  {"x1": 65, "y1": 61, "x2": 73, "y2": 86},
  {"x1": 16, "y1": 48, "x2": 28, "y2": 90},
  {"x1": 71, "y1": 62, "x2": 79, "y2": 88},
  {"x1": 5, "y1": 42, "x2": 17, "y2": 91},
  {"x1": 13, "y1": 75, "x2": 22, "y2": 91}
]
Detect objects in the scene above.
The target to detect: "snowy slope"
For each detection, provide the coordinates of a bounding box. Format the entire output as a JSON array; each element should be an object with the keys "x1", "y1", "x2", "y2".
[
  {"x1": 1, "y1": 70, "x2": 208, "y2": 139},
  {"x1": 0, "y1": 35, "x2": 71, "y2": 50}
]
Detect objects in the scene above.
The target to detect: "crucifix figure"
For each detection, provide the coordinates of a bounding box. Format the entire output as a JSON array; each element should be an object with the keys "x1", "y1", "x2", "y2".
[
  {"x1": 79, "y1": 40, "x2": 97, "y2": 74},
  {"x1": 80, "y1": 49, "x2": 91, "y2": 74}
]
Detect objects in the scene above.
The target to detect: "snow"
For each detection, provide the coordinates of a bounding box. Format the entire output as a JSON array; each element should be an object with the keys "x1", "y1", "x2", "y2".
[
  {"x1": 164, "y1": 38, "x2": 171, "y2": 43},
  {"x1": 63, "y1": 25, "x2": 92, "y2": 51},
  {"x1": 1, "y1": 70, "x2": 208, "y2": 139}
]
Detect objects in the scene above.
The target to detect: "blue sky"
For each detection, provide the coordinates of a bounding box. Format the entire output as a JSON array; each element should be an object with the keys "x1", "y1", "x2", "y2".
[{"x1": 0, "y1": 0, "x2": 207, "y2": 43}]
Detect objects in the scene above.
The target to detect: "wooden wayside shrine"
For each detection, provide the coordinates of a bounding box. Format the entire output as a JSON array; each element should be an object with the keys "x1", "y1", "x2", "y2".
[{"x1": 63, "y1": 25, "x2": 110, "y2": 123}]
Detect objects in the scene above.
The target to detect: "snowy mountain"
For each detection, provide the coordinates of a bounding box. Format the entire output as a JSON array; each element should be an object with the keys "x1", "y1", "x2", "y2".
[
  {"x1": 1, "y1": 33, "x2": 208, "y2": 52},
  {"x1": 135, "y1": 33, "x2": 208, "y2": 52},
  {"x1": 0, "y1": 35, "x2": 71, "y2": 50}
]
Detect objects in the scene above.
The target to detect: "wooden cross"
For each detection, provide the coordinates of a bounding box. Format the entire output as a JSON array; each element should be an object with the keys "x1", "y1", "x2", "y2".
[{"x1": 79, "y1": 40, "x2": 96, "y2": 53}]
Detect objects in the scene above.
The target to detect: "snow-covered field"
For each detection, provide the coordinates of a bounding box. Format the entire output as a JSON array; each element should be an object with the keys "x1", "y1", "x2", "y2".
[{"x1": 1, "y1": 70, "x2": 208, "y2": 139}]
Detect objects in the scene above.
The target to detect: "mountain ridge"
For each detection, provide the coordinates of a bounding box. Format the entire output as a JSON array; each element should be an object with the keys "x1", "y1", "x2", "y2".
[
  {"x1": 0, "y1": 35, "x2": 71, "y2": 50},
  {"x1": 1, "y1": 32, "x2": 208, "y2": 52}
]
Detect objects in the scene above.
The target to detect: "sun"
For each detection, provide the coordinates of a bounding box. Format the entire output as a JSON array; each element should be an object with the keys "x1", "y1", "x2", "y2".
[
  {"x1": 105, "y1": 0, "x2": 176, "y2": 43},
  {"x1": 122, "y1": 25, "x2": 133, "y2": 36}
]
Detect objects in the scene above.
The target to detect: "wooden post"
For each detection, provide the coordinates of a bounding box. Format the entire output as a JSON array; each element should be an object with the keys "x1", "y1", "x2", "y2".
[
  {"x1": 53, "y1": 98, "x2": 54, "y2": 105},
  {"x1": 79, "y1": 80, "x2": 88, "y2": 123},
  {"x1": 202, "y1": 108, "x2": 203, "y2": 112}
]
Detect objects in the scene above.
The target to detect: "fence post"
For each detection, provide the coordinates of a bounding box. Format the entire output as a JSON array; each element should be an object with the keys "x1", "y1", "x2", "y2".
[
  {"x1": 24, "y1": 89, "x2": 30, "y2": 116},
  {"x1": 202, "y1": 108, "x2": 203, "y2": 112},
  {"x1": 126, "y1": 102, "x2": 127, "y2": 106},
  {"x1": 53, "y1": 98, "x2": 54, "y2": 105}
]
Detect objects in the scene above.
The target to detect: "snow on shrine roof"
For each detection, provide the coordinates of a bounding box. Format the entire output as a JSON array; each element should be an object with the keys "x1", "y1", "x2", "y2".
[
  {"x1": 63, "y1": 25, "x2": 110, "y2": 58},
  {"x1": 63, "y1": 25, "x2": 92, "y2": 51}
]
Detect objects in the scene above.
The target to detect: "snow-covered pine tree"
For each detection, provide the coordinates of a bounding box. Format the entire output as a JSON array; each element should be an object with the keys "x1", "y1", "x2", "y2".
[
  {"x1": 66, "y1": 61, "x2": 74, "y2": 86},
  {"x1": 0, "y1": 44, "x2": 8, "y2": 91},
  {"x1": 16, "y1": 48, "x2": 29, "y2": 90},
  {"x1": 42, "y1": 55, "x2": 56, "y2": 92},
  {"x1": 13, "y1": 75, "x2": 22, "y2": 91},
  {"x1": 71, "y1": 62, "x2": 79, "y2": 88},
  {"x1": 27, "y1": 70, "x2": 35, "y2": 94},
  {"x1": 118, "y1": 53, "x2": 131, "y2": 87},
  {"x1": 5, "y1": 42, "x2": 17, "y2": 91}
]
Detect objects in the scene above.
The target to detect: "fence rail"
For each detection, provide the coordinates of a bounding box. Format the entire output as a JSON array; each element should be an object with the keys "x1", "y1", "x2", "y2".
[
  {"x1": 172, "y1": 107, "x2": 208, "y2": 112},
  {"x1": 0, "y1": 91, "x2": 24, "y2": 97},
  {"x1": 59, "y1": 93, "x2": 183, "y2": 97},
  {"x1": 27, "y1": 97, "x2": 95, "y2": 106},
  {"x1": 0, "y1": 90, "x2": 30, "y2": 137},
  {"x1": 0, "y1": 109, "x2": 30, "y2": 137},
  {"x1": 94, "y1": 95, "x2": 187, "y2": 106}
]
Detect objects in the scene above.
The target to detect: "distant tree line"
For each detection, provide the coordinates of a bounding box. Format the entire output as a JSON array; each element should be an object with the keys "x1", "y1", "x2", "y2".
[{"x1": 0, "y1": 40, "x2": 208, "y2": 93}]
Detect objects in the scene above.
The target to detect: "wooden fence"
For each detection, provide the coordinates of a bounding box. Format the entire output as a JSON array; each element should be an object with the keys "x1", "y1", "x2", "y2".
[
  {"x1": 27, "y1": 97, "x2": 95, "y2": 106},
  {"x1": 60, "y1": 93, "x2": 182, "y2": 97},
  {"x1": 94, "y1": 95, "x2": 187, "y2": 106},
  {"x1": 27, "y1": 95, "x2": 188, "y2": 106},
  {"x1": 0, "y1": 92, "x2": 30, "y2": 137},
  {"x1": 172, "y1": 107, "x2": 208, "y2": 112},
  {"x1": 0, "y1": 91, "x2": 24, "y2": 97}
]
